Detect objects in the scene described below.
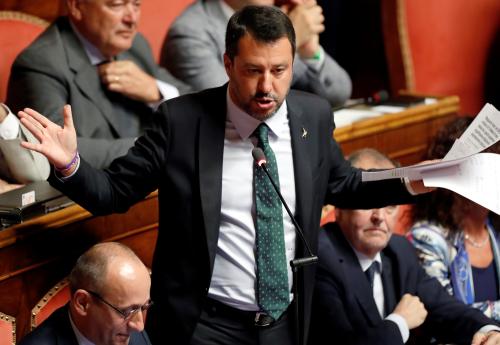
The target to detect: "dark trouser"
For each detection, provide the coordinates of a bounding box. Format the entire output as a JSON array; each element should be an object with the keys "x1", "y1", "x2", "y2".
[{"x1": 190, "y1": 298, "x2": 296, "y2": 345}]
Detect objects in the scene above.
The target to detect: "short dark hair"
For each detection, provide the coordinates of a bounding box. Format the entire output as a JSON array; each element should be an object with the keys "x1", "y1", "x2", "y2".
[{"x1": 225, "y1": 5, "x2": 296, "y2": 60}]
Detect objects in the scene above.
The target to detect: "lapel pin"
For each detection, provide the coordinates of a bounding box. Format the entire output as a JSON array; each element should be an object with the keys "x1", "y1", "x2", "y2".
[{"x1": 301, "y1": 127, "x2": 308, "y2": 139}]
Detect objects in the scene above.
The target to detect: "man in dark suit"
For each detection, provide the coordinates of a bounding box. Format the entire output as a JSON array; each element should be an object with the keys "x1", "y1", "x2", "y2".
[
  {"x1": 19, "y1": 242, "x2": 152, "y2": 345},
  {"x1": 17, "y1": 6, "x2": 430, "y2": 345},
  {"x1": 4, "y1": 0, "x2": 190, "y2": 169},
  {"x1": 310, "y1": 148, "x2": 500, "y2": 345}
]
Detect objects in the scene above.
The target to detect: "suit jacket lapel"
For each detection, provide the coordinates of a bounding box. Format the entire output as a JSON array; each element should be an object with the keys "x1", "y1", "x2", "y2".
[
  {"x1": 330, "y1": 229, "x2": 383, "y2": 326},
  {"x1": 198, "y1": 86, "x2": 227, "y2": 271},
  {"x1": 59, "y1": 18, "x2": 122, "y2": 137},
  {"x1": 381, "y1": 252, "x2": 397, "y2": 316},
  {"x1": 287, "y1": 97, "x2": 313, "y2": 257}
]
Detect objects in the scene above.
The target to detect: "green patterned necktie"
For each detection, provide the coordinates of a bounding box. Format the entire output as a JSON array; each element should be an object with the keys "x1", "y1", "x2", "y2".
[{"x1": 254, "y1": 123, "x2": 289, "y2": 320}]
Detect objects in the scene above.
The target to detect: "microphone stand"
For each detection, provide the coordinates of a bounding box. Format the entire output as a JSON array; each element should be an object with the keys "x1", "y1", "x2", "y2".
[{"x1": 258, "y1": 161, "x2": 318, "y2": 345}]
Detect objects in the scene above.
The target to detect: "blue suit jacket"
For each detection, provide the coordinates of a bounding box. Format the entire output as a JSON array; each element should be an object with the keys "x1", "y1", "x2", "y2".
[{"x1": 310, "y1": 222, "x2": 495, "y2": 345}]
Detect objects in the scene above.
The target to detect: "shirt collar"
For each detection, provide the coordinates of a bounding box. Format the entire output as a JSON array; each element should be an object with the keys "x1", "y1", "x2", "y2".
[
  {"x1": 70, "y1": 20, "x2": 110, "y2": 66},
  {"x1": 68, "y1": 309, "x2": 95, "y2": 345},
  {"x1": 225, "y1": 88, "x2": 288, "y2": 141},
  {"x1": 352, "y1": 247, "x2": 383, "y2": 273}
]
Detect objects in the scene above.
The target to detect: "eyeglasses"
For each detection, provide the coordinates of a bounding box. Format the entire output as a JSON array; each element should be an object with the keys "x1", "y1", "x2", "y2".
[{"x1": 86, "y1": 290, "x2": 153, "y2": 320}]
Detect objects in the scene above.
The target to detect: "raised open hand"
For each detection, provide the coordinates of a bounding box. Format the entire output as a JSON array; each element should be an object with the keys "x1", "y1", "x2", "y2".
[{"x1": 18, "y1": 105, "x2": 77, "y2": 169}]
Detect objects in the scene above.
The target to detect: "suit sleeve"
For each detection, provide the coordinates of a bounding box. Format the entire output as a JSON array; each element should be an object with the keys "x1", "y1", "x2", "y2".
[
  {"x1": 161, "y1": 17, "x2": 228, "y2": 91},
  {"x1": 0, "y1": 124, "x2": 50, "y2": 183},
  {"x1": 292, "y1": 50, "x2": 352, "y2": 107},
  {"x1": 321, "y1": 106, "x2": 415, "y2": 209},
  {"x1": 48, "y1": 104, "x2": 170, "y2": 216}
]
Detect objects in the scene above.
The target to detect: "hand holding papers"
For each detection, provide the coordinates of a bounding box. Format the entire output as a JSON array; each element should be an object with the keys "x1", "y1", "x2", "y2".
[{"x1": 362, "y1": 103, "x2": 500, "y2": 214}]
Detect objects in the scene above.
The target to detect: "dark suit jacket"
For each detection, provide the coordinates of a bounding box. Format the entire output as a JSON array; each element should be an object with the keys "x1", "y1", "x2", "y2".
[
  {"x1": 310, "y1": 223, "x2": 495, "y2": 345},
  {"x1": 49, "y1": 85, "x2": 415, "y2": 345},
  {"x1": 18, "y1": 305, "x2": 151, "y2": 345},
  {"x1": 7, "y1": 16, "x2": 190, "y2": 169}
]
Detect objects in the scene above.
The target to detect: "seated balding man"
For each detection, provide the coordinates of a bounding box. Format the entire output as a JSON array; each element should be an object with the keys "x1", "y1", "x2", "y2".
[
  {"x1": 310, "y1": 148, "x2": 500, "y2": 345},
  {"x1": 19, "y1": 242, "x2": 153, "y2": 345}
]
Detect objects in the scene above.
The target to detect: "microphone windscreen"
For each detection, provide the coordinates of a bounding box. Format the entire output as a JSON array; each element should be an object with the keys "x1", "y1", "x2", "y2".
[{"x1": 252, "y1": 147, "x2": 267, "y2": 166}]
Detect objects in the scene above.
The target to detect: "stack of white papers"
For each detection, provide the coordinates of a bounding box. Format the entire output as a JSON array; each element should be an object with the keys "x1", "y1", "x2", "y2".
[{"x1": 362, "y1": 103, "x2": 500, "y2": 214}]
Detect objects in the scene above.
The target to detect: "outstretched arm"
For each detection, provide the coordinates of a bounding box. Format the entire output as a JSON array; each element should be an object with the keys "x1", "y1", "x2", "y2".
[{"x1": 18, "y1": 105, "x2": 77, "y2": 172}]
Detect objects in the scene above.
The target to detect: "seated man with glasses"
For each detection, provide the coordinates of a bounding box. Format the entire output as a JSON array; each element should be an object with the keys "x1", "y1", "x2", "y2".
[
  {"x1": 310, "y1": 148, "x2": 500, "y2": 345},
  {"x1": 19, "y1": 242, "x2": 153, "y2": 345}
]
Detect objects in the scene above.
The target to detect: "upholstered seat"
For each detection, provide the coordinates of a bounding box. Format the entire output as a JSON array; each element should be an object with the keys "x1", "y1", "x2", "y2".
[
  {"x1": 0, "y1": 11, "x2": 49, "y2": 101},
  {"x1": 31, "y1": 277, "x2": 71, "y2": 330},
  {"x1": 0, "y1": 311, "x2": 16, "y2": 345}
]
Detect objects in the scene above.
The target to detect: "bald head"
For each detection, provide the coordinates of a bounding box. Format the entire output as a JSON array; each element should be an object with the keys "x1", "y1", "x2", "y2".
[
  {"x1": 348, "y1": 148, "x2": 396, "y2": 170},
  {"x1": 69, "y1": 242, "x2": 148, "y2": 294},
  {"x1": 69, "y1": 242, "x2": 151, "y2": 345}
]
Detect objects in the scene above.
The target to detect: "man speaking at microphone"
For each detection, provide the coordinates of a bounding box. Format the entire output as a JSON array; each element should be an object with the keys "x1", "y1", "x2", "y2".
[{"x1": 17, "y1": 5, "x2": 431, "y2": 345}]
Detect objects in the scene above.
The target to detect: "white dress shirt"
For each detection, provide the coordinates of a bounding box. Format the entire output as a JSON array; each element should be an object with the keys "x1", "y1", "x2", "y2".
[
  {"x1": 353, "y1": 249, "x2": 410, "y2": 343},
  {"x1": 208, "y1": 90, "x2": 296, "y2": 311}
]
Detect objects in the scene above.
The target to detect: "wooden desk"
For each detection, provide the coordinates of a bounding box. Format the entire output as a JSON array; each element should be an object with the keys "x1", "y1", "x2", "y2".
[
  {"x1": 0, "y1": 192, "x2": 159, "y2": 341},
  {"x1": 335, "y1": 95, "x2": 459, "y2": 164}
]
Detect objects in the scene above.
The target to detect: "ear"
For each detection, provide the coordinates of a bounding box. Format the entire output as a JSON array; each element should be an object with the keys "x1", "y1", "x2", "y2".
[
  {"x1": 72, "y1": 289, "x2": 91, "y2": 316},
  {"x1": 223, "y1": 53, "x2": 233, "y2": 77},
  {"x1": 66, "y1": 0, "x2": 84, "y2": 21}
]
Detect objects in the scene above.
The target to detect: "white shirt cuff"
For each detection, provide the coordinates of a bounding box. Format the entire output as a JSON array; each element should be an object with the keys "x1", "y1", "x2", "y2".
[
  {"x1": 148, "y1": 79, "x2": 179, "y2": 110},
  {"x1": 478, "y1": 325, "x2": 500, "y2": 334},
  {"x1": 0, "y1": 104, "x2": 20, "y2": 139},
  {"x1": 386, "y1": 313, "x2": 409, "y2": 343},
  {"x1": 403, "y1": 176, "x2": 418, "y2": 196},
  {"x1": 302, "y1": 46, "x2": 325, "y2": 72}
]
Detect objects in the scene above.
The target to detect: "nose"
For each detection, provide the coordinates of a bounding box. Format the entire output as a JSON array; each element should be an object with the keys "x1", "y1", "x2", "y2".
[
  {"x1": 370, "y1": 209, "x2": 384, "y2": 224},
  {"x1": 127, "y1": 310, "x2": 145, "y2": 332},
  {"x1": 123, "y1": 2, "x2": 140, "y2": 25},
  {"x1": 258, "y1": 72, "x2": 272, "y2": 94}
]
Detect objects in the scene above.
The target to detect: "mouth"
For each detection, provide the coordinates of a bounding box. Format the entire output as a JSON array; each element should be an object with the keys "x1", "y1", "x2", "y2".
[
  {"x1": 117, "y1": 30, "x2": 135, "y2": 38},
  {"x1": 253, "y1": 96, "x2": 277, "y2": 111},
  {"x1": 364, "y1": 227, "x2": 387, "y2": 234}
]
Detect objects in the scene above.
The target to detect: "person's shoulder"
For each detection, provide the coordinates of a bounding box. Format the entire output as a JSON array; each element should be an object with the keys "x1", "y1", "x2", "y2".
[
  {"x1": 158, "y1": 85, "x2": 225, "y2": 113},
  {"x1": 18, "y1": 307, "x2": 69, "y2": 345},
  {"x1": 389, "y1": 234, "x2": 414, "y2": 250},
  {"x1": 288, "y1": 89, "x2": 331, "y2": 111},
  {"x1": 168, "y1": 0, "x2": 212, "y2": 31},
  {"x1": 408, "y1": 221, "x2": 450, "y2": 246},
  {"x1": 130, "y1": 330, "x2": 152, "y2": 345},
  {"x1": 14, "y1": 18, "x2": 64, "y2": 62}
]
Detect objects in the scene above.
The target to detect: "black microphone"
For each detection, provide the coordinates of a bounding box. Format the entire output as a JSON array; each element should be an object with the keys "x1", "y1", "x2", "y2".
[
  {"x1": 252, "y1": 148, "x2": 318, "y2": 267},
  {"x1": 332, "y1": 90, "x2": 390, "y2": 111}
]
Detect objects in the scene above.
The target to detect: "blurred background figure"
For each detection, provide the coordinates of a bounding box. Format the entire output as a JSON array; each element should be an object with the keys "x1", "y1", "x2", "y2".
[
  {"x1": 18, "y1": 242, "x2": 153, "y2": 345},
  {"x1": 408, "y1": 117, "x2": 500, "y2": 321},
  {"x1": 4, "y1": 0, "x2": 190, "y2": 169},
  {"x1": 161, "y1": 0, "x2": 352, "y2": 106}
]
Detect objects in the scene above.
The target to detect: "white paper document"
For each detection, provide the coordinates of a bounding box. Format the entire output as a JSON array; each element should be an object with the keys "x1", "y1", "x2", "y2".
[{"x1": 361, "y1": 103, "x2": 500, "y2": 214}]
